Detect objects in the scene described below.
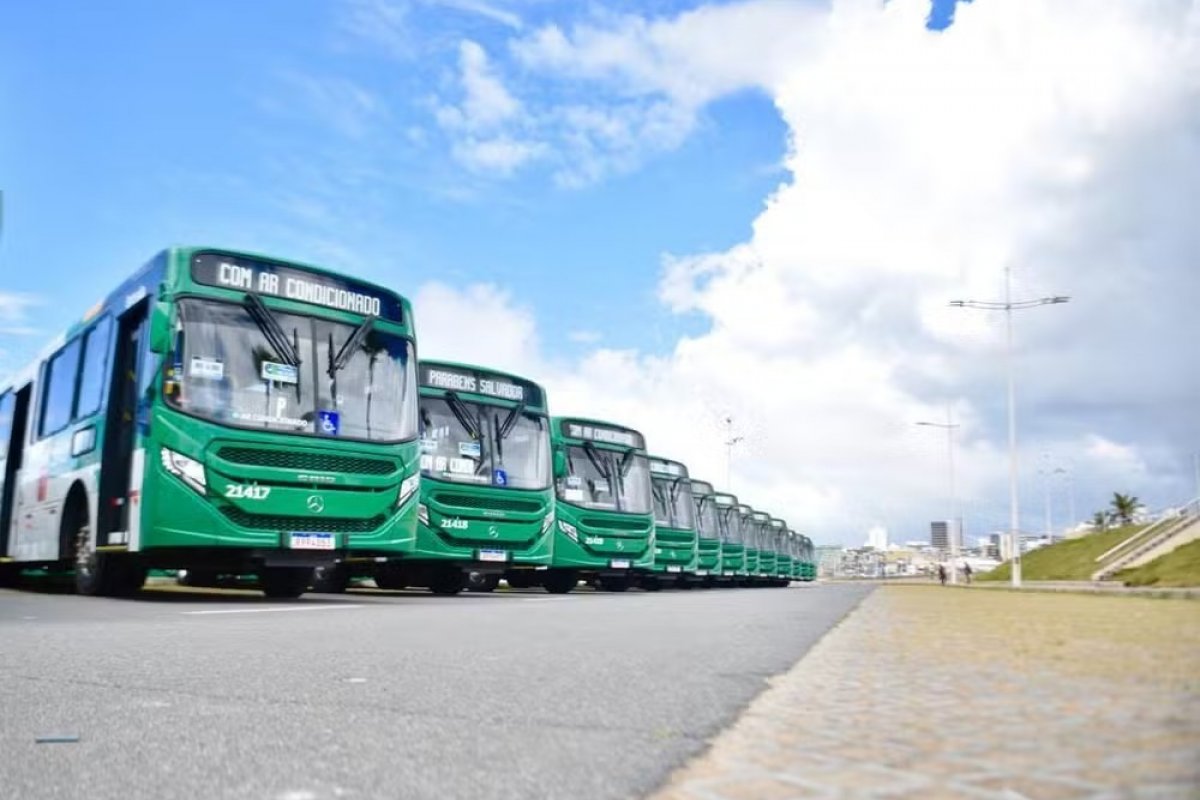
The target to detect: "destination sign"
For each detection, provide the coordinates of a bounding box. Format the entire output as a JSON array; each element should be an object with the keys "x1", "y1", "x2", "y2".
[
  {"x1": 562, "y1": 420, "x2": 645, "y2": 450},
  {"x1": 648, "y1": 458, "x2": 687, "y2": 478},
  {"x1": 419, "y1": 363, "x2": 543, "y2": 407},
  {"x1": 191, "y1": 253, "x2": 404, "y2": 322}
]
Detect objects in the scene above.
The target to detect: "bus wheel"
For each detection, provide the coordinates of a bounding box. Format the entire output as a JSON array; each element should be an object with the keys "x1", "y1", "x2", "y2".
[
  {"x1": 542, "y1": 570, "x2": 578, "y2": 594},
  {"x1": 71, "y1": 514, "x2": 142, "y2": 597},
  {"x1": 504, "y1": 571, "x2": 537, "y2": 589},
  {"x1": 0, "y1": 564, "x2": 20, "y2": 588},
  {"x1": 310, "y1": 565, "x2": 349, "y2": 594},
  {"x1": 465, "y1": 571, "x2": 500, "y2": 593},
  {"x1": 429, "y1": 567, "x2": 465, "y2": 596},
  {"x1": 373, "y1": 563, "x2": 407, "y2": 591},
  {"x1": 260, "y1": 567, "x2": 311, "y2": 599},
  {"x1": 599, "y1": 575, "x2": 630, "y2": 592}
]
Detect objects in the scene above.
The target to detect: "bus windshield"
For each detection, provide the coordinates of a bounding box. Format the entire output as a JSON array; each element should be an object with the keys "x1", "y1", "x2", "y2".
[
  {"x1": 651, "y1": 476, "x2": 695, "y2": 529},
  {"x1": 418, "y1": 396, "x2": 550, "y2": 490},
  {"x1": 167, "y1": 298, "x2": 417, "y2": 441},
  {"x1": 716, "y1": 504, "x2": 741, "y2": 543},
  {"x1": 557, "y1": 444, "x2": 651, "y2": 514},
  {"x1": 694, "y1": 494, "x2": 719, "y2": 539}
]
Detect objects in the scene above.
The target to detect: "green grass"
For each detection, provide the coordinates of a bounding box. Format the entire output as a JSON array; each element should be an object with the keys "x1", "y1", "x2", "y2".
[
  {"x1": 978, "y1": 525, "x2": 1145, "y2": 582},
  {"x1": 1114, "y1": 537, "x2": 1200, "y2": 587}
]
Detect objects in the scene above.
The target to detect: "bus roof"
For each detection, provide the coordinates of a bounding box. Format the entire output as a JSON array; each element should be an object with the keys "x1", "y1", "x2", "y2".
[
  {"x1": 418, "y1": 359, "x2": 547, "y2": 411},
  {"x1": 769, "y1": 517, "x2": 786, "y2": 528}
]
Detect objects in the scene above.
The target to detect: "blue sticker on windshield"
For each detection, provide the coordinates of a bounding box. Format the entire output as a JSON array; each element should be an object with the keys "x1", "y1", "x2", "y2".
[
  {"x1": 493, "y1": 468, "x2": 508, "y2": 487},
  {"x1": 317, "y1": 410, "x2": 340, "y2": 436}
]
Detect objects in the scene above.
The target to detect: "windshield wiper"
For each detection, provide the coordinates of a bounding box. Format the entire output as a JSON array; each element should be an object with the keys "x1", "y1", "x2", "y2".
[
  {"x1": 328, "y1": 315, "x2": 376, "y2": 378},
  {"x1": 583, "y1": 441, "x2": 611, "y2": 480},
  {"x1": 243, "y1": 293, "x2": 300, "y2": 366},
  {"x1": 444, "y1": 391, "x2": 482, "y2": 441},
  {"x1": 497, "y1": 403, "x2": 526, "y2": 440},
  {"x1": 617, "y1": 447, "x2": 636, "y2": 478}
]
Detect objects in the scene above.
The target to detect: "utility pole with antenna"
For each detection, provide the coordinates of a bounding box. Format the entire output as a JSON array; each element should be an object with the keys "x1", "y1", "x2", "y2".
[{"x1": 723, "y1": 416, "x2": 743, "y2": 492}]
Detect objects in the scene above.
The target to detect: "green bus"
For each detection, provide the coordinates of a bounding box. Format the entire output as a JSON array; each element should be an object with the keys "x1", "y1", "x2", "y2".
[
  {"x1": 711, "y1": 493, "x2": 743, "y2": 584},
  {"x1": 799, "y1": 534, "x2": 816, "y2": 581},
  {"x1": 769, "y1": 517, "x2": 791, "y2": 586},
  {"x1": 787, "y1": 529, "x2": 802, "y2": 581},
  {"x1": 369, "y1": 360, "x2": 553, "y2": 595},
  {"x1": 750, "y1": 510, "x2": 774, "y2": 584},
  {"x1": 543, "y1": 417, "x2": 653, "y2": 593},
  {"x1": 688, "y1": 479, "x2": 722, "y2": 585},
  {"x1": 645, "y1": 456, "x2": 697, "y2": 590},
  {"x1": 738, "y1": 505, "x2": 759, "y2": 585},
  {"x1": 0, "y1": 247, "x2": 420, "y2": 598}
]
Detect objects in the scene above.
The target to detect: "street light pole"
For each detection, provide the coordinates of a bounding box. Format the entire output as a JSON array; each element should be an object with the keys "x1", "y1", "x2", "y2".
[
  {"x1": 951, "y1": 266, "x2": 1069, "y2": 589},
  {"x1": 916, "y1": 407, "x2": 961, "y2": 584},
  {"x1": 723, "y1": 416, "x2": 743, "y2": 492}
]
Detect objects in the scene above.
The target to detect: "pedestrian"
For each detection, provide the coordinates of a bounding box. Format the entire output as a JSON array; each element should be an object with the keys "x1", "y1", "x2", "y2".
[
  {"x1": 963, "y1": 562, "x2": 973, "y2": 584},
  {"x1": 937, "y1": 564, "x2": 947, "y2": 586}
]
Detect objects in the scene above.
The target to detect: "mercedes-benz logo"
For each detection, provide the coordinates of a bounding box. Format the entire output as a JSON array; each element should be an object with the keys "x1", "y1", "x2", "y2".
[
  {"x1": 616, "y1": 540, "x2": 625, "y2": 551},
  {"x1": 306, "y1": 495, "x2": 325, "y2": 513},
  {"x1": 488, "y1": 525, "x2": 499, "y2": 539}
]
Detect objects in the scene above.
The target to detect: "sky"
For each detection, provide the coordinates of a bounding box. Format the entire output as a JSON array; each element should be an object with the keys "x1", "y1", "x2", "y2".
[{"x1": 1, "y1": 0, "x2": 1197, "y2": 546}]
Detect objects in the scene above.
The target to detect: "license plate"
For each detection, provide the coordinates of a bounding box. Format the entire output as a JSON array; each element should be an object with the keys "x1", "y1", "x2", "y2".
[
  {"x1": 695, "y1": 569, "x2": 708, "y2": 576},
  {"x1": 290, "y1": 532, "x2": 335, "y2": 550},
  {"x1": 610, "y1": 559, "x2": 630, "y2": 569},
  {"x1": 666, "y1": 566, "x2": 681, "y2": 573},
  {"x1": 478, "y1": 549, "x2": 508, "y2": 563}
]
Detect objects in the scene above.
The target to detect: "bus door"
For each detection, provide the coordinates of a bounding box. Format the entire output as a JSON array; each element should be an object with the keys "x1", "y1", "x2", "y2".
[
  {"x1": 0, "y1": 386, "x2": 32, "y2": 558},
  {"x1": 98, "y1": 301, "x2": 149, "y2": 547}
]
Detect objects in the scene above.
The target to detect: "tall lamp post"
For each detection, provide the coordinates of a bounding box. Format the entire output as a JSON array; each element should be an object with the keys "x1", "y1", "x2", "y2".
[
  {"x1": 916, "y1": 407, "x2": 961, "y2": 584},
  {"x1": 951, "y1": 266, "x2": 1069, "y2": 588},
  {"x1": 724, "y1": 416, "x2": 743, "y2": 492}
]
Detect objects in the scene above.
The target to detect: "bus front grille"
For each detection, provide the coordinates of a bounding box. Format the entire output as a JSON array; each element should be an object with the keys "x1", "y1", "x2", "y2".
[
  {"x1": 216, "y1": 447, "x2": 399, "y2": 476},
  {"x1": 220, "y1": 506, "x2": 387, "y2": 533},
  {"x1": 430, "y1": 493, "x2": 543, "y2": 513}
]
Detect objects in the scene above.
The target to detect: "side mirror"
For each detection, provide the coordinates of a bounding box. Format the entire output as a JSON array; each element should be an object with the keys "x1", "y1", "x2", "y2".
[
  {"x1": 553, "y1": 448, "x2": 567, "y2": 479},
  {"x1": 148, "y1": 301, "x2": 172, "y2": 354}
]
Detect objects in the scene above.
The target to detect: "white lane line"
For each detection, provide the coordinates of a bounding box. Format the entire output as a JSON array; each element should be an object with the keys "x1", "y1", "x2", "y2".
[{"x1": 182, "y1": 604, "x2": 365, "y2": 616}]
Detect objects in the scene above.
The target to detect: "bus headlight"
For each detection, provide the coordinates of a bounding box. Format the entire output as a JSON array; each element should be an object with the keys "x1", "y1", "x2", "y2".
[
  {"x1": 397, "y1": 473, "x2": 420, "y2": 509},
  {"x1": 558, "y1": 519, "x2": 578, "y2": 542},
  {"x1": 417, "y1": 502, "x2": 430, "y2": 527},
  {"x1": 161, "y1": 448, "x2": 206, "y2": 495},
  {"x1": 540, "y1": 511, "x2": 555, "y2": 535}
]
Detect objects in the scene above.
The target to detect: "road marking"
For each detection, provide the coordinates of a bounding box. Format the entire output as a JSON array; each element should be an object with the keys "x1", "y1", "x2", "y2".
[{"x1": 181, "y1": 604, "x2": 364, "y2": 616}]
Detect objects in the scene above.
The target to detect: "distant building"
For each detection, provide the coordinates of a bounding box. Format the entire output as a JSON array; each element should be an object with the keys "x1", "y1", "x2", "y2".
[
  {"x1": 866, "y1": 525, "x2": 889, "y2": 550},
  {"x1": 930, "y1": 521, "x2": 949, "y2": 550}
]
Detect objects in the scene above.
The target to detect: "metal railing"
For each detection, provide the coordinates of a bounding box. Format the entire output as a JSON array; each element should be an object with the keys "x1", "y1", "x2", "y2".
[{"x1": 1092, "y1": 497, "x2": 1200, "y2": 581}]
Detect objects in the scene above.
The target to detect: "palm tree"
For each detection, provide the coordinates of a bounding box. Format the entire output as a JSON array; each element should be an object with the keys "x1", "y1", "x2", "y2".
[
  {"x1": 1091, "y1": 511, "x2": 1108, "y2": 531},
  {"x1": 1109, "y1": 492, "x2": 1140, "y2": 526}
]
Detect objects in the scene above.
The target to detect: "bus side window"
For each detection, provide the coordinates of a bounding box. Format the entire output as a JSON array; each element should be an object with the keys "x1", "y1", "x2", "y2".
[
  {"x1": 75, "y1": 317, "x2": 114, "y2": 420},
  {"x1": 38, "y1": 339, "x2": 83, "y2": 438}
]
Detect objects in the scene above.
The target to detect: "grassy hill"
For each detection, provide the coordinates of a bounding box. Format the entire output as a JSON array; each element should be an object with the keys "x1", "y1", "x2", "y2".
[
  {"x1": 978, "y1": 525, "x2": 1144, "y2": 582},
  {"x1": 1114, "y1": 538, "x2": 1200, "y2": 587}
]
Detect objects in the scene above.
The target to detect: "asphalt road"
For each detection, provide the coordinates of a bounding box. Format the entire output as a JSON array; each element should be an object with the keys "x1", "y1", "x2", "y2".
[{"x1": 0, "y1": 581, "x2": 871, "y2": 800}]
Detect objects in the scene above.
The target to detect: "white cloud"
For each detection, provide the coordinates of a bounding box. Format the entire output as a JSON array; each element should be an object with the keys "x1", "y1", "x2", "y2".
[
  {"x1": 436, "y1": 40, "x2": 543, "y2": 174},
  {"x1": 416, "y1": 0, "x2": 1199, "y2": 542},
  {"x1": 567, "y1": 329, "x2": 601, "y2": 344},
  {"x1": 0, "y1": 291, "x2": 40, "y2": 336}
]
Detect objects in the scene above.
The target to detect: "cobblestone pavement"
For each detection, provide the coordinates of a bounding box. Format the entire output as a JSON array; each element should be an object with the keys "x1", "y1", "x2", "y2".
[{"x1": 652, "y1": 586, "x2": 1200, "y2": 800}]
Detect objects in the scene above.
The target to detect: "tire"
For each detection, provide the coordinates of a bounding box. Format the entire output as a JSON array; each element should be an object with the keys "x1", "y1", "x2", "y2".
[
  {"x1": 465, "y1": 571, "x2": 500, "y2": 593},
  {"x1": 373, "y1": 563, "x2": 407, "y2": 590},
  {"x1": 0, "y1": 564, "x2": 21, "y2": 588},
  {"x1": 639, "y1": 576, "x2": 661, "y2": 592},
  {"x1": 310, "y1": 564, "x2": 349, "y2": 594},
  {"x1": 70, "y1": 506, "x2": 144, "y2": 597},
  {"x1": 504, "y1": 571, "x2": 538, "y2": 589},
  {"x1": 598, "y1": 575, "x2": 630, "y2": 592},
  {"x1": 541, "y1": 570, "x2": 578, "y2": 594},
  {"x1": 429, "y1": 567, "x2": 466, "y2": 596},
  {"x1": 260, "y1": 567, "x2": 312, "y2": 599}
]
